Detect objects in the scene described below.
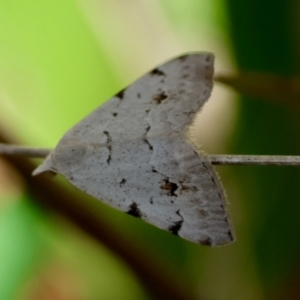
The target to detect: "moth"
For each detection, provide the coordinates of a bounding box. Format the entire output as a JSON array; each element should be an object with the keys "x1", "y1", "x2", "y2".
[{"x1": 34, "y1": 52, "x2": 234, "y2": 246}]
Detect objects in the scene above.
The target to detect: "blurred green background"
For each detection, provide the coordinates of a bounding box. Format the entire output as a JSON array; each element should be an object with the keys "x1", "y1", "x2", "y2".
[{"x1": 1, "y1": 0, "x2": 300, "y2": 299}]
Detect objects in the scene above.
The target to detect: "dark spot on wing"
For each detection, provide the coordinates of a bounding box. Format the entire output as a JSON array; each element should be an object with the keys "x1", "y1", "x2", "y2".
[
  {"x1": 200, "y1": 236, "x2": 212, "y2": 246},
  {"x1": 143, "y1": 138, "x2": 153, "y2": 150},
  {"x1": 137, "y1": 93, "x2": 141, "y2": 98},
  {"x1": 193, "y1": 150, "x2": 199, "y2": 156},
  {"x1": 161, "y1": 179, "x2": 178, "y2": 196},
  {"x1": 152, "y1": 168, "x2": 158, "y2": 173},
  {"x1": 127, "y1": 202, "x2": 142, "y2": 218},
  {"x1": 150, "y1": 68, "x2": 165, "y2": 76},
  {"x1": 168, "y1": 210, "x2": 183, "y2": 235},
  {"x1": 120, "y1": 178, "x2": 126, "y2": 186},
  {"x1": 169, "y1": 220, "x2": 183, "y2": 235},
  {"x1": 145, "y1": 125, "x2": 150, "y2": 134},
  {"x1": 112, "y1": 112, "x2": 118, "y2": 117},
  {"x1": 103, "y1": 131, "x2": 112, "y2": 164},
  {"x1": 116, "y1": 89, "x2": 125, "y2": 99},
  {"x1": 153, "y1": 92, "x2": 168, "y2": 104},
  {"x1": 103, "y1": 131, "x2": 111, "y2": 142},
  {"x1": 227, "y1": 229, "x2": 234, "y2": 241}
]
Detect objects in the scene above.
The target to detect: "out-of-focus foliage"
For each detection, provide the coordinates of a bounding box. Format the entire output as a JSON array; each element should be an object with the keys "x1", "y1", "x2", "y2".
[
  {"x1": 0, "y1": 198, "x2": 41, "y2": 300},
  {"x1": 0, "y1": 0, "x2": 299, "y2": 299},
  {"x1": 226, "y1": 1, "x2": 300, "y2": 298}
]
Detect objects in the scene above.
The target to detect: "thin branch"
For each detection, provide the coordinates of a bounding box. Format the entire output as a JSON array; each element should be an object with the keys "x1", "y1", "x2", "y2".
[
  {"x1": 209, "y1": 155, "x2": 300, "y2": 166},
  {"x1": 1, "y1": 143, "x2": 300, "y2": 166},
  {"x1": 0, "y1": 144, "x2": 51, "y2": 157}
]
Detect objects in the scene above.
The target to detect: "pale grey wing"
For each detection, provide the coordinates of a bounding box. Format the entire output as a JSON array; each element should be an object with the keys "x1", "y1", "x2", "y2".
[
  {"x1": 56, "y1": 52, "x2": 214, "y2": 145},
  {"x1": 38, "y1": 134, "x2": 233, "y2": 246},
  {"x1": 34, "y1": 52, "x2": 214, "y2": 175},
  {"x1": 33, "y1": 52, "x2": 234, "y2": 245},
  {"x1": 34, "y1": 53, "x2": 214, "y2": 174}
]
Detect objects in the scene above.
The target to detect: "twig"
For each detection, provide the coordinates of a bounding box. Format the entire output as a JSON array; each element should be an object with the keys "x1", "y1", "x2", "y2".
[
  {"x1": 1, "y1": 143, "x2": 300, "y2": 166},
  {"x1": 0, "y1": 144, "x2": 51, "y2": 157},
  {"x1": 209, "y1": 155, "x2": 300, "y2": 166}
]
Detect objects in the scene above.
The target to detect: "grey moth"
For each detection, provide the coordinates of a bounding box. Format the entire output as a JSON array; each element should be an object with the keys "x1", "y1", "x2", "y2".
[{"x1": 34, "y1": 52, "x2": 234, "y2": 246}]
